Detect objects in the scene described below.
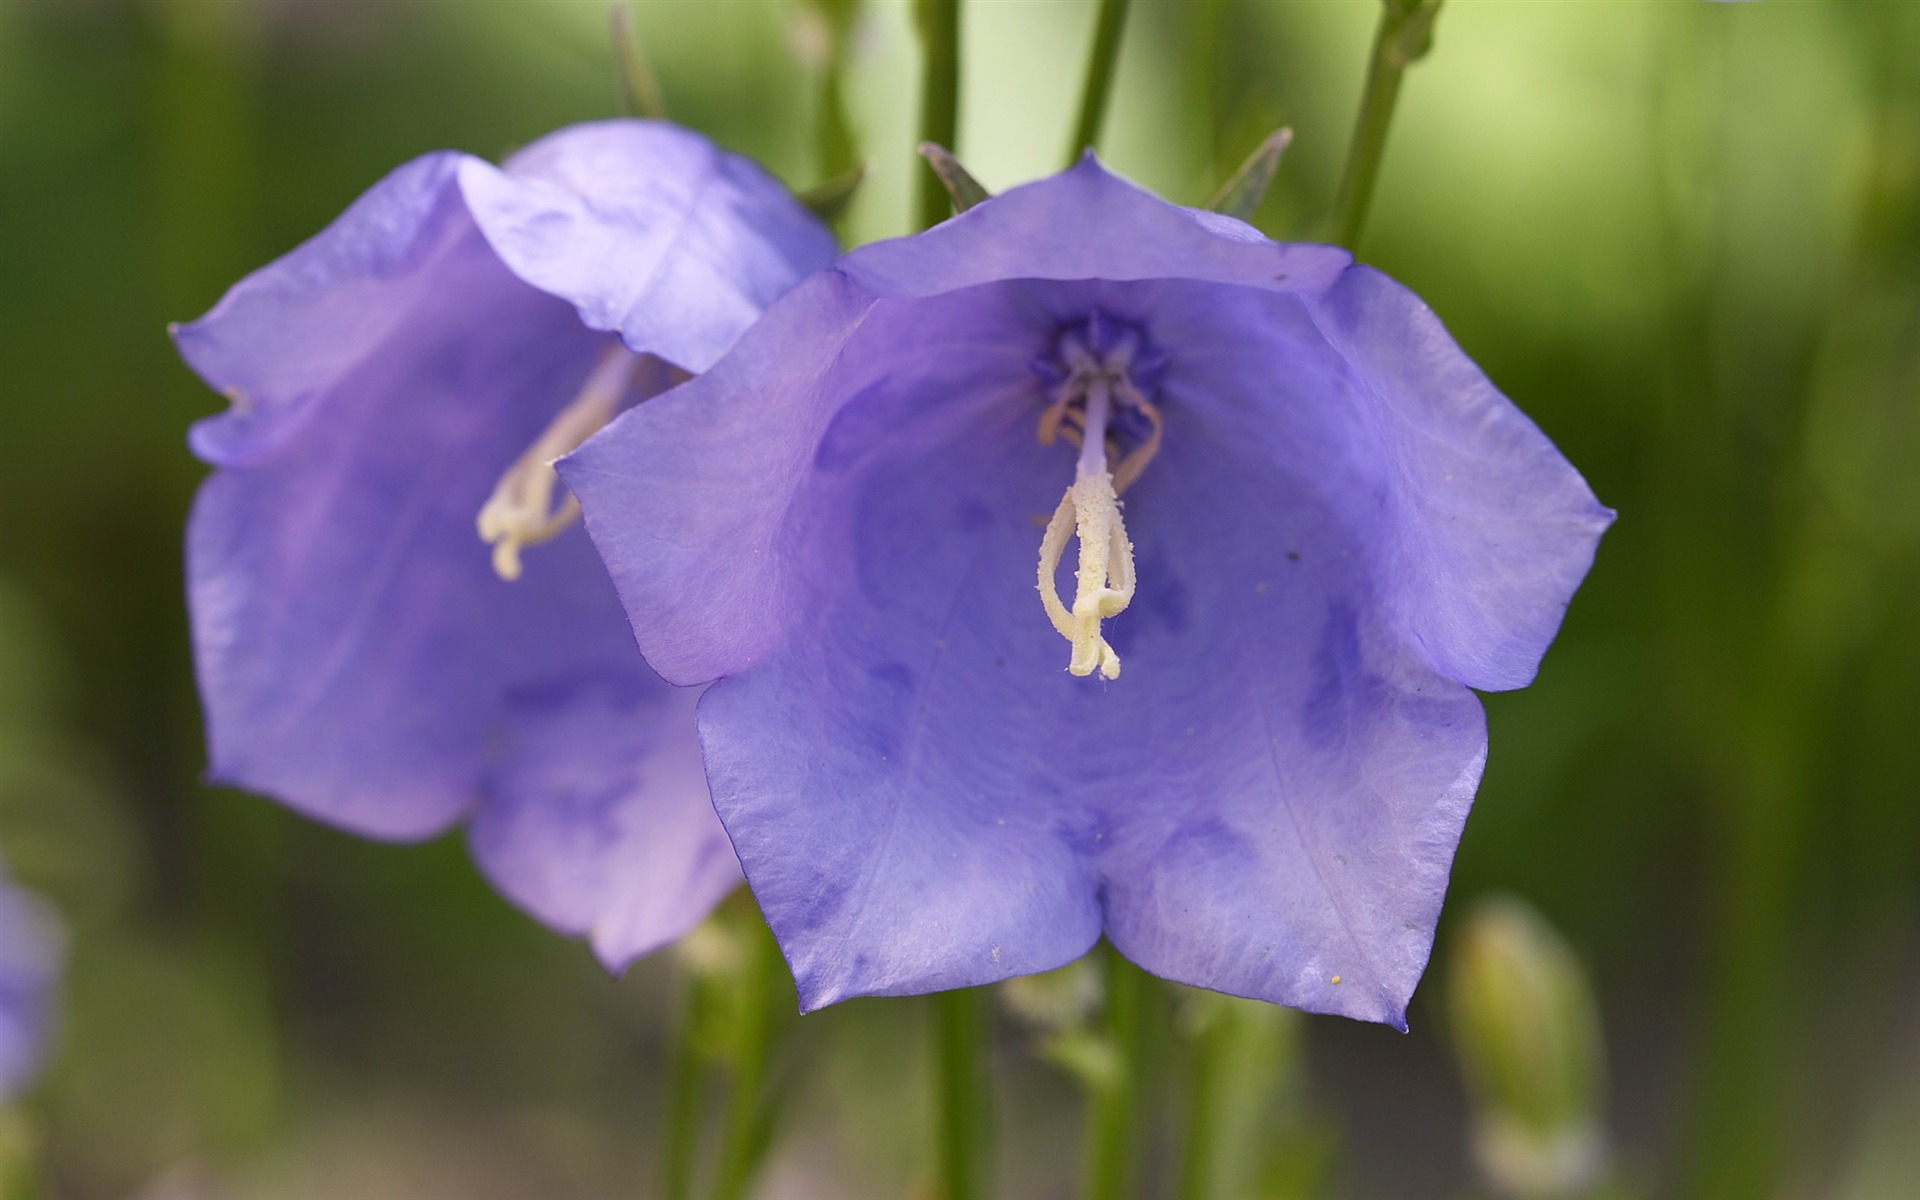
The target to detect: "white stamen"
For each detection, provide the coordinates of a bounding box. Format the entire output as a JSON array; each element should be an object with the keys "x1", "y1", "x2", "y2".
[
  {"x1": 477, "y1": 344, "x2": 642, "y2": 581},
  {"x1": 1037, "y1": 375, "x2": 1137, "y2": 679},
  {"x1": 1076, "y1": 376, "x2": 1112, "y2": 479}
]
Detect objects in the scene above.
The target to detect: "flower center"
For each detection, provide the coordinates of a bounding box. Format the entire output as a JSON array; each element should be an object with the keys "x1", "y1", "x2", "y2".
[
  {"x1": 477, "y1": 343, "x2": 644, "y2": 581},
  {"x1": 1033, "y1": 315, "x2": 1164, "y2": 680}
]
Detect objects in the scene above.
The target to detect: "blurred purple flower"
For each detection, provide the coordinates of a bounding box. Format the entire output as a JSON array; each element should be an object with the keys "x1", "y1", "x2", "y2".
[
  {"x1": 563, "y1": 158, "x2": 1612, "y2": 1024},
  {"x1": 0, "y1": 863, "x2": 61, "y2": 1100},
  {"x1": 174, "y1": 120, "x2": 838, "y2": 968}
]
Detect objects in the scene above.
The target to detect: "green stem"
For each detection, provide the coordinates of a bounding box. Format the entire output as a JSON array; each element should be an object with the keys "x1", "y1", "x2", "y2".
[
  {"x1": 809, "y1": 0, "x2": 860, "y2": 180},
  {"x1": 662, "y1": 972, "x2": 703, "y2": 1200},
  {"x1": 1172, "y1": 1019, "x2": 1220, "y2": 1200},
  {"x1": 914, "y1": 0, "x2": 962, "y2": 230},
  {"x1": 708, "y1": 930, "x2": 782, "y2": 1200},
  {"x1": 609, "y1": 4, "x2": 667, "y2": 119},
  {"x1": 818, "y1": 69, "x2": 858, "y2": 180},
  {"x1": 1082, "y1": 947, "x2": 1142, "y2": 1200},
  {"x1": 1328, "y1": 0, "x2": 1443, "y2": 250},
  {"x1": 934, "y1": 988, "x2": 994, "y2": 1200},
  {"x1": 1174, "y1": 995, "x2": 1310, "y2": 1200},
  {"x1": 1064, "y1": 0, "x2": 1132, "y2": 167}
]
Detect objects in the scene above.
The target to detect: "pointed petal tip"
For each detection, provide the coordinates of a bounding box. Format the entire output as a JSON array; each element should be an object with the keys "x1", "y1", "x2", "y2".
[
  {"x1": 793, "y1": 976, "x2": 842, "y2": 1015},
  {"x1": 589, "y1": 935, "x2": 641, "y2": 978},
  {"x1": 1315, "y1": 985, "x2": 1412, "y2": 1030},
  {"x1": 586, "y1": 894, "x2": 744, "y2": 979},
  {"x1": 1369, "y1": 977, "x2": 1417, "y2": 1032},
  {"x1": 1070, "y1": 147, "x2": 1111, "y2": 175}
]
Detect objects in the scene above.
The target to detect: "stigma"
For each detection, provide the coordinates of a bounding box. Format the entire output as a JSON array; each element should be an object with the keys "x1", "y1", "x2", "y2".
[
  {"x1": 1034, "y1": 316, "x2": 1164, "y2": 680},
  {"x1": 477, "y1": 343, "x2": 644, "y2": 581}
]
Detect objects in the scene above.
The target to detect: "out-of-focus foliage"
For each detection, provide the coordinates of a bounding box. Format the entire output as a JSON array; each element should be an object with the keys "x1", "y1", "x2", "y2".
[{"x1": 0, "y1": 1, "x2": 1916, "y2": 1197}]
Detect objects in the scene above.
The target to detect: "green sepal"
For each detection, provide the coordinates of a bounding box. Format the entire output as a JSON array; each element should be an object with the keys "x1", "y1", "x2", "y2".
[
  {"x1": 917, "y1": 142, "x2": 992, "y2": 214},
  {"x1": 1208, "y1": 127, "x2": 1294, "y2": 224}
]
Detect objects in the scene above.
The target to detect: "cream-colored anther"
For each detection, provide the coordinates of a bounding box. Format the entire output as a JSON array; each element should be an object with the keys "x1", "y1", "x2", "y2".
[
  {"x1": 477, "y1": 344, "x2": 641, "y2": 581},
  {"x1": 1036, "y1": 377, "x2": 1137, "y2": 679}
]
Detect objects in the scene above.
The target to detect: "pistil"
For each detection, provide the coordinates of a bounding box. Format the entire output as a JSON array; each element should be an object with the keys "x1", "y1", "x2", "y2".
[
  {"x1": 1033, "y1": 319, "x2": 1162, "y2": 680},
  {"x1": 477, "y1": 344, "x2": 643, "y2": 581}
]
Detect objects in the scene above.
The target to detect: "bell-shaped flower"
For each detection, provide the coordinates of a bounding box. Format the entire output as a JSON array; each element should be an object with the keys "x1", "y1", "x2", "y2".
[
  {"x1": 562, "y1": 158, "x2": 1612, "y2": 1024},
  {"x1": 0, "y1": 862, "x2": 61, "y2": 1101},
  {"x1": 173, "y1": 120, "x2": 839, "y2": 967}
]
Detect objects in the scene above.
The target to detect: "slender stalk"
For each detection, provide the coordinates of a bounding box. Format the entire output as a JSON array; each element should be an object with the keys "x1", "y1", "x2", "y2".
[
  {"x1": 1064, "y1": 0, "x2": 1132, "y2": 166},
  {"x1": 1173, "y1": 1016, "x2": 1221, "y2": 1200},
  {"x1": 1081, "y1": 947, "x2": 1143, "y2": 1200},
  {"x1": 801, "y1": 0, "x2": 862, "y2": 180},
  {"x1": 934, "y1": 988, "x2": 994, "y2": 1200},
  {"x1": 708, "y1": 926, "x2": 783, "y2": 1200},
  {"x1": 609, "y1": 4, "x2": 667, "y2": 120},
  {"x1": 914, "y1": 0, "x2": 962, "y2": 229},
  {"x1": 1173, "y1": 997, "x2": 1306, "y2": 1200},
  {"x1": 662, "y1": 973, "x2": 703, "y2": 1200},
  {"x1": 1328, "y1": 11, "x2": 1400, "y2": 249},
  {"x1": 1328, "y1": 0, "x2": 1443, "y2": 250},
  {"x1": 819, "y1": 69, "x2": 858, "y2": 180}
]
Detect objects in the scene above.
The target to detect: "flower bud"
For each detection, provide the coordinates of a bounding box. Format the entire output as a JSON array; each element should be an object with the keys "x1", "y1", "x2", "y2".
[{"x1": 1448, "y1": 895, "x2": 1608, "y2": 1198}]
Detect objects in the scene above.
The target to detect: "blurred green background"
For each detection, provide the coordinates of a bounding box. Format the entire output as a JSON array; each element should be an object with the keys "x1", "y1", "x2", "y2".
[{"x1": 1, "y1": 0, "x2": 1917, "y2": 1196}]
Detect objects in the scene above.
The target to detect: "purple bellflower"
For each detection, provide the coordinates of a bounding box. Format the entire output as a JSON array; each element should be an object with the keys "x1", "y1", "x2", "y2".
[
  {"x1": 562, "y1": 158, "x2": 1612, "y2": 1025},
  {"x1": 174, "y1": 120, "x2": 839, "y2": 967},
  {"x1": 0, "y1": 862, "x2": 61, "y2": 1101}
]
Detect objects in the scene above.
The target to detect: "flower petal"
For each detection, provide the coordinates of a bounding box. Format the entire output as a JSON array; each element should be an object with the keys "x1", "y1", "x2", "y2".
[
  {"x1": 1088, "y1": 285, "x2": 1490, "y2": 1026},
  {"x1": 0, "y1": 870, "x2": 61, "y2": 1101},
  {"x1": 186, "y1": 266, "x2": 737, "y2": 945},
  {"x1": 459, "y1": 120, "x2": 841, "y2": 374},
  {"x1": 467, "y1": 675, "x2": 741, "y2": 971},
  {"x1": 183, "y1": 205, "x2": 618, "y2": 839},
  {"x1": 176, "y1": 152, "x2": 475, "y2": 468},
  {"x1": 836, "y1": 155, "x2": 1351, "y2": 301},
  {"x1": 1311, "y1": 266, "x2": 1614, "y2": 690},
  {"x1": 562, "y1": 269, "x2": 880, "y2": 686}
]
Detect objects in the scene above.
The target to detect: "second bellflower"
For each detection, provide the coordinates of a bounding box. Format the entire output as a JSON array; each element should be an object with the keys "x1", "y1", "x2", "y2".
[
  {"x1": 0, "y1": 862, "x2": 61, "y2": 1101},
  {"x1": 565, "y1": 159, "x2": 1612, "y2": 1025},
  {"x1": 174, "y1": 120, "x2": 838, "y2": 966}
]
